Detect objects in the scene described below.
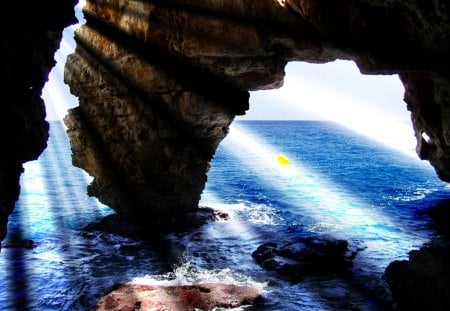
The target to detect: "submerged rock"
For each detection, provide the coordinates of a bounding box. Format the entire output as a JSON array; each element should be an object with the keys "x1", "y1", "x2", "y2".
[
  {"x1": 253, "y1": 236, "x2": 362, "y2": 282},
  {"x1": 385, "y1": 244, "x2": 450, "y2": 311},
  {"x1": 96, "y1": 283, "x2": 262, "y2": 311}
]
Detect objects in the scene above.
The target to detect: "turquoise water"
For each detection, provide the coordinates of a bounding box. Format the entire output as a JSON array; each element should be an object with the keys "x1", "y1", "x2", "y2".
[{"x1": 1, "y1": 120, "x2": 449, "y2": 310}]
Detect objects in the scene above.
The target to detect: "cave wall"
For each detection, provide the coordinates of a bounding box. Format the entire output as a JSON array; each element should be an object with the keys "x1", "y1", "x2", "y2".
[
  {"x1": 0, "y1": 1, "x2": 78, "y2": 242},
  {"x1": 64, "y1": 0, "x2": 450, "y2": 223}
]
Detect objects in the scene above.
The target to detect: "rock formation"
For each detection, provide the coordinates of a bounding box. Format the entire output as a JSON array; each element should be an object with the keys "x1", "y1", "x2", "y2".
[
  {"x1": 252, "y1": 236, "x2": 361, "y2": 282},
  {"x1": 385, "y1": 244, "x2": 450, "y2": 311},
  {"x1": 0, "y1": 0, "x2": 449, "y2": 308},
  {"x1": 0, "y1": 0, "x2": 448, "y2": 243},
  {"x1": 61, "y1": 4, "x2": 450, "y2": 306},
  {"x1": 63, "y1": 0, "x2": 450, "y2": 224},
  {"x1": 95, "y1": 283, "x2": 262, "y2": 310},
  {"x1": 0, "y1": 1, "x2": 77, "y2": 244}
]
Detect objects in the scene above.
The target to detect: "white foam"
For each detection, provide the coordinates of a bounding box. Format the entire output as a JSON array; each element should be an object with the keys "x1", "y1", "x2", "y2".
[{"x1": 131, "y1": 261, "x2": 267, "y2": 291}]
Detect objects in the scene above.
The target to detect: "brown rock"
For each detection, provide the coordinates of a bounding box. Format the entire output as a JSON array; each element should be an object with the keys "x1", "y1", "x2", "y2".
[
  {"x1": 3, "y1": 0, "x2": 450, "y2": 249},
  {"x1": 95, "y1": 283, "x2": 262, "y2": 311},
  {"x1": 62, "y1": 0, "x2": 450, "y2": 228}
]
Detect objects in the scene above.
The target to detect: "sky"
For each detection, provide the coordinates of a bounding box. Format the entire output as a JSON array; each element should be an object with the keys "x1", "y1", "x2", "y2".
[
  {"x1": 42, "y1": 0, "x2": 416, "y2": 156},
  {"x1": 242, "y1": 61, "x2": 408, "y2": 123}
]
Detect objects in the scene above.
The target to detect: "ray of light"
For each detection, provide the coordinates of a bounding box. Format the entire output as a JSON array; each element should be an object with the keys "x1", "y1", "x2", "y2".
[
  {"x1": 247, "y1": 61, "x2": 417, "y2": 158},
  {"x1": 41, "y1": 0, "x2": 85, "y2": 121},
  {"x1": 220, "y1": 123, "x2": 427, "y2": 249},
  {"x1": 42, "y1": 71, "x2": 77, "y2": 122},
  {"x1": 278, "y1": 76, "x2": 417, "y2": 158}
]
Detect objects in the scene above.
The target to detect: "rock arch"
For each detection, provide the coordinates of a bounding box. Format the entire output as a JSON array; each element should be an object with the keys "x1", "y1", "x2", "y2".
[
  {"x1": 1, "y1": 0, "x2": 450, "y2": 239},
  {"x1": 64, "y1": 0, "x2": 450, "y2": 223}
]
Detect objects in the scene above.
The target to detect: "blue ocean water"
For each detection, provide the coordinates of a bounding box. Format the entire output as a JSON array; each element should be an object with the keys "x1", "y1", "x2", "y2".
[{"x1": 1, "y1": 120, "x2": 449, "y2": 310}]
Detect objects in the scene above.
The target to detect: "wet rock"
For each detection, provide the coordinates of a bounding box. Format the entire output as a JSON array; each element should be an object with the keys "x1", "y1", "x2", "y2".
[
  {"x1": 96, "y1": 283, "x2": 262, "y2": 311},
  {"x1": 82, "y1": 207, "x2": 229, "y2": 238},
  {"x1": 64, "y1": 0, "x2": 450, "y2": 230},
  {"x1": 252, "y1": 242, "x2": 278, "y2": 263},
  {"x1": 385, "y1": 244, "x2": 450, "y2": 311},
  {"x1": 253, "y1": 236, "x2": 361, "y2": 282},
  {"x1": 214, "y1": 210, "x2": 230, "y2": 221}
]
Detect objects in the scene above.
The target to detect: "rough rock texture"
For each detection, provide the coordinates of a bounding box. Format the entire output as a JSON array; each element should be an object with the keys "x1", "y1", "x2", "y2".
[
  {"x1": 63, "y1": 1, "x2": 450, "y2": 306},
  {"x1": 64, "y1": 0, "x2": 450, "y2": 224},
  {"x1": 384, "y1": 200, "x2": 450, "y2": 311},
  {"x1": 0, "y1": 1, "x2": 77, "y2": 244},
  {"x1": 402, "y1": 72, "x2": 450, "y2": 181},
  {"x1": 95, "y1": 283, "x2": 262, "y2": 311},
  {"x1": 252, "y1": 236, "x2": 362, "y2": 282},
  {"x1": 385, "y1": 244, "x2": 450, "y2": 311}
]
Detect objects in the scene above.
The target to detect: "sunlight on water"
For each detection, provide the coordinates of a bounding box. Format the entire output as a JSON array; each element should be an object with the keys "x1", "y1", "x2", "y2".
[
  {"x1": 277, "y1": 73, "x2": 417, "y2": 158},
  {"x1": 132, "y1": 261, "x2": 267, "y2": 289},
  {"x1": 219, "y1": 123, "x2": 428, "y2": 250},
  {"x1": 19, "y1": 161, "x2": 54, "y2": 238},
  {"x1": 246, "y1": 61, "x2": 417, "y2": 158},
  {"x1": 200, "y1": 195, "x2": 263, "y2": 248},
  {"x1": 2, "y1": 120, "x2": 445, "y2": 310}
]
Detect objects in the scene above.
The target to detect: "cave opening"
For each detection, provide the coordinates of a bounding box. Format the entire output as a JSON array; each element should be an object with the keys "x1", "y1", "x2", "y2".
[
  {"x1": 0, "y1": 0, "x2": 450, "y2": 310},
  {"x1": 244, "y1": 60, "x2": 416, "y2": 154},
  {"x1": 42, "y1": 0, "x2": 85, "y2": 122},
  {"x1": 202, "y1": 59, "x2": 425, "y2": 220},
  {"x1": 5, "y1": 25, "x2": 450, "y2": 311},
  {"x1": 205, "y1": 61, "x2": 435, "y2": 220}
]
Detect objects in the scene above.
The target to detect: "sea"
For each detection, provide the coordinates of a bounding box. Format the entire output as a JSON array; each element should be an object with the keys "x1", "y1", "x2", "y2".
[{"x1": 1, "y1": 120, "x2": 449, "y2": 310}]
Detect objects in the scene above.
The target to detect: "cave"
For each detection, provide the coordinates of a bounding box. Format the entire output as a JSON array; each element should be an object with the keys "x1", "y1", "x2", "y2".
[{"x1": 1, "y1": 0, "x2": 450, "y2": 310}]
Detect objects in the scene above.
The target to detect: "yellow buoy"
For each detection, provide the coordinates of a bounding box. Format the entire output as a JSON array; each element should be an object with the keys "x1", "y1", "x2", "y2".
[{"x1": 277, "y1": 154, "x2": 290, "y2": 166}]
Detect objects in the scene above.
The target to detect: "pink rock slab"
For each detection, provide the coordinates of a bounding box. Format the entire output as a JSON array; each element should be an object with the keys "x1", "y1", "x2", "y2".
[{"x1": 96, "y1": 283, "x2": 262, "y2": 311}]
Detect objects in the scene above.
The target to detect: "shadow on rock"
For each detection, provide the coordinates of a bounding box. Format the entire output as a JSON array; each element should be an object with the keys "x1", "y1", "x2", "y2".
[
  {"x1": 385, "y1": 244, "x2": 450, "y2": 311},
  {"x1": 81, "y1": 206, "x2": 229, "y2": 240},
  {"x1": 421, "y1": 198, "x2": 450, "y2": 239}
]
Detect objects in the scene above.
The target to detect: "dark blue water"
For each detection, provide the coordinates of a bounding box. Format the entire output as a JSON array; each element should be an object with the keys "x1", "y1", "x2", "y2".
[{"x1": 1, "y1": 120, "x2": 449, "y2": 310}]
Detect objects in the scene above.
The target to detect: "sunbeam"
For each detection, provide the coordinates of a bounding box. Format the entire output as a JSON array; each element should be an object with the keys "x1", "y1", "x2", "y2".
[
  {"x1": 3, "y1": 0, "x2": 450, "y2": 310},
  {"x1": 41, "y1": 0, "x2": 85, "y2": 121},
  {"x1": 220, "y1": 122, "x2": 428, "y2": 248},
  {"x1": 246, "y1": 61, "x2": 417, "y2": 158}
]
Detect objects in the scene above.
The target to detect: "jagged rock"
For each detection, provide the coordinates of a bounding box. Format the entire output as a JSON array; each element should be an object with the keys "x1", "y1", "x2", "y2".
[
  {"x1": 252, "y1": 236, "x2": 361, "y2": 282},
  {"x1": 63, "y1": 0, "x2": 450, "y2": 226},
  {"x1": 95, "y1": 283, "x2": 262, "y2": 311},
  {"x1": 401, "y1": 73, "x2": 450, "y2": 182},
  {"x1": 385, "y1": 244, "x2": 450, "y2": 311},
  {"x1": 2, "y1": 2, "x2": 450, "y2": 257},
  {"x1": 64, "y1": 22, "x2": 245, "y2": 221}
]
